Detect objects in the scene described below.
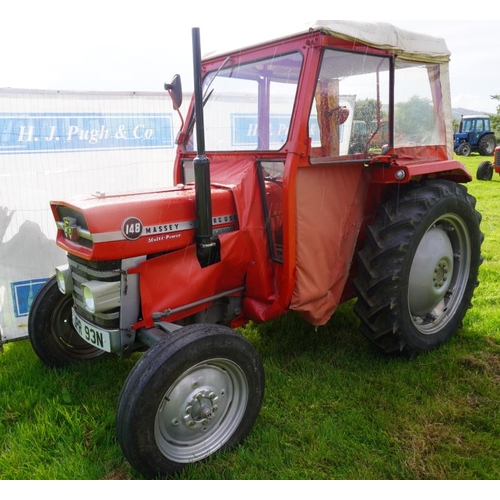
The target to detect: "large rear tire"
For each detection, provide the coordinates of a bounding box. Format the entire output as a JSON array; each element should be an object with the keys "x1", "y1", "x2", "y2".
[
  {"x1": 354, "y1": 180, "x2": 483, "y2": 358},
  {"x1": 477, "y1": 134, "x2": 496, "y2": 156},
  {"x1": 28, "y1": 276, "x2": 106, "y2": 368},
  {"x1": 116, "y1": 324, "x2": 264, "y2": 478}
]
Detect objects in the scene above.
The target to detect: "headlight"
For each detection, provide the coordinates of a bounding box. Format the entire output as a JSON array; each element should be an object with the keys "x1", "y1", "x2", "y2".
[
  {"x1": 81, "y1": 280, "x2": 121, "y2": 313},
  {"x1": 55, "y1": 265, "x2": 73, "y2": 294}
]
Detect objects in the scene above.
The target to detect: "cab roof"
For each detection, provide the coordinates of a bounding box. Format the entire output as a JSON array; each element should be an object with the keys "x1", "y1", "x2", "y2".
[{"x1": 205, "y1": 20, "x2": 450, "y2": 64}]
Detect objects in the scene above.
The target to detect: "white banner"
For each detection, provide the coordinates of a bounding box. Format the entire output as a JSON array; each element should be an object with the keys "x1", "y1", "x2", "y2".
[
  {"x1": 0, "y1": 88, "x2": 180, "y2": 343},
  {"x1": 0, "y1": 87, "x2": 356, "y2": 344}
]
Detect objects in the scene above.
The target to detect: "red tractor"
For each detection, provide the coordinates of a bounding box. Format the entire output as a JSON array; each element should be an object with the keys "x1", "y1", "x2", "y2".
[
  {"x1": 476, "y1": 145, "x2": 500, "y2": 180},
  {"x1": 28, "y1": 22, "x2": 483, "y2": 478}
]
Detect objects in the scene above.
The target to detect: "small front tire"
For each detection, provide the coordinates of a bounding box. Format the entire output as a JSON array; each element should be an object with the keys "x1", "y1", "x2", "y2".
[
  {"x1": 116, "y1": 324, "x2": 265, "y2": 478},
  {"x1": 28, "y1": 276, "x2": 106, "y2": 368},
  {"x1": 476, "y1": 160, "x2": 494, "y2": 181},
  {"x1": 457, "y1": 142, "x2": 471, "y2": 156}
]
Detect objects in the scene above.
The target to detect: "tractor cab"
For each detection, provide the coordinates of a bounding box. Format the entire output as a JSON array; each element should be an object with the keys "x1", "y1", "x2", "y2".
[{"x1": 169, "y1": 21, "x2": 469, "y2": 325}]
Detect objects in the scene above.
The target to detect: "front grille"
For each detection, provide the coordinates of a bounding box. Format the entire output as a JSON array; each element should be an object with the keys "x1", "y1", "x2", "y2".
[
  {"x1": 68, "y1": 254, "x2": 122, "y2": 329},
  {"x1": 496, "y1": 151, "x2": 500, "y2": 168}
]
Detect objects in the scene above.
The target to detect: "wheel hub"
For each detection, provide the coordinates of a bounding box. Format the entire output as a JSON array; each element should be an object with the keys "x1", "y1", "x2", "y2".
[
  {"x1": 408, "y1": 226, "x2": 454, "y2": 317},
  {"x1": 183, "y1": 389, "x2": 219, "y2": 428},
  {"x1": 433, "y1": 259, "x2": 450, "y2": 288},
  {"x1": 154, "y1": 358, "x2": 249, "y2": 463}
]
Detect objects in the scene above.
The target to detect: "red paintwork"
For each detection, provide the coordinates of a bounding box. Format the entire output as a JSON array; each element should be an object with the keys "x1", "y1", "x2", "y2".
[
  {"x1": 51, "y1": 185, "x2": 237, "y2": 261},
  {"x1": 53, "y1": 155, "x2": 288, "y2": 326},
  {"x1": 369, "y1": 155, "x2": 472, "y2": 184},
  {"x1": 52, "y1": 28, "x2": 473, "y2": 329},
  {"x1": 136, "y1": 156, "x2": 287, "y2": 327}
]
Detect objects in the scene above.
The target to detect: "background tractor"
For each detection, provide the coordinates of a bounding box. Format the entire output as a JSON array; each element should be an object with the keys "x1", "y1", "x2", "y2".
[{"x1": 454, "y1": 114, "x2": 496, "y2": 156}]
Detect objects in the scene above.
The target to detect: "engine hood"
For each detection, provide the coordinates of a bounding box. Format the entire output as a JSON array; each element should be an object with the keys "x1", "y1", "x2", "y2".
[{"x1": 51, "y1": 184, "x2": 238, "y2": 260}]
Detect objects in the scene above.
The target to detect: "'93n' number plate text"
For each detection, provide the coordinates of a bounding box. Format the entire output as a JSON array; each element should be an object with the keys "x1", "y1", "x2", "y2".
[{"x1": 72, "y1": 309, "x2": 112, "y2": 352}]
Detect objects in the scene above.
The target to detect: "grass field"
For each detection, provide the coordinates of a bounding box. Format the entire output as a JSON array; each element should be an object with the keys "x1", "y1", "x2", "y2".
[{"x1": 1, "y1": 154, "x2": 499, "y2": 480}]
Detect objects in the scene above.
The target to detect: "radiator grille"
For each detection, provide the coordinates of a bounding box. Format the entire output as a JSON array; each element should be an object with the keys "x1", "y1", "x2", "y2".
[{"x1": 68, "y1": 254, "x2": 122, "y2": 329}]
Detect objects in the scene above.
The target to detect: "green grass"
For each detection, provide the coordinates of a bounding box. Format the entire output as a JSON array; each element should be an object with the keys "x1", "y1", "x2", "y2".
[{"x1": 1, "y1": 154, "x2": 500, "y2": 480}]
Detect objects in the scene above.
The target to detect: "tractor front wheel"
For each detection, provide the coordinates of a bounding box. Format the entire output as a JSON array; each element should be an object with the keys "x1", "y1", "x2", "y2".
[
  {"x1": 457, "y1": 142, "x2": 471, "y2": 156},
  {"x1": 116, "y1": 323, "x2": 264, "y2": 478},
  {"x1": 28, "y1": 276, "x2": 106, "y2": 368},
  {"x1": 354, "y1": 180, "x2": 482, "y2": 358},
  {"x1": 477, "y1": 161, "x2": 494, "y2": 181}
]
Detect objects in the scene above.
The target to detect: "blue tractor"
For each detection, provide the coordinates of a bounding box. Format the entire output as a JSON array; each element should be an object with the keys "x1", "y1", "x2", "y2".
[{"x1": 454, "y1": 114, "x2": 496, "y2": 156}]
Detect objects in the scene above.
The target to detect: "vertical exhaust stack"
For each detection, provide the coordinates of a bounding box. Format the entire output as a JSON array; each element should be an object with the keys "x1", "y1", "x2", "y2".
[{"x1": 192, "y1": 27, "x2": 220, "y2": 268}]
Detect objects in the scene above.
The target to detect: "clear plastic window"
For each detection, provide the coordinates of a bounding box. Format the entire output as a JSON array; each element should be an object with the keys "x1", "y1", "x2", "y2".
[
  {"x1": 394, "y1": 62, "x2": 445, "y2": 147},
  {"x1": 186, "y1": 52, "x2": 303, "y2": 152},
  {"x1": 309, "y1": 49, "x2": 390, "y2": 160}
]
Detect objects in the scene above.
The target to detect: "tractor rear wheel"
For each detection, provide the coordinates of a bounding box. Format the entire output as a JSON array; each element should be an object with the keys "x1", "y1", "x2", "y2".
[
  {"x1": 477, "y1": 134, "x2": 496, "y2": 156},
  {"x1": 354, "y1": 180, "x2": 482, "y2": 358},
  {"x1": 116, "y1": 323, "x2": 264, "y2": 478},
  {"x1": 477, "y1": 161, "x2": 494, "y2": 181}
]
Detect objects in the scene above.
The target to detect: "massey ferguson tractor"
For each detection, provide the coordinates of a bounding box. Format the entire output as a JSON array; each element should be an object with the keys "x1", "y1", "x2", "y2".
[{"x1": 28, "y1": 21, "x2": 483, "y2": 478}]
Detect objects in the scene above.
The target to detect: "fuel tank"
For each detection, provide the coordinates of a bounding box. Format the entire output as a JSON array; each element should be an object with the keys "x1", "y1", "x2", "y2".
[{"x1": 51, "y1": 184, "x2": 238, "y2": 261}]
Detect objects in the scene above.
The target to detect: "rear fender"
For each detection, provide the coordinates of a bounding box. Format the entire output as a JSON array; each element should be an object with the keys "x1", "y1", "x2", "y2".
[{"x1": 370, "y1": 159, "x2": 472, "y2": 185}]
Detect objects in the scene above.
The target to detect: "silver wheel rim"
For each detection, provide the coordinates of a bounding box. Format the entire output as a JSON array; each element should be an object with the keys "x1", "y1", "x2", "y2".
[
  {"x1": 408, "y1": 214, "x2": 471, "y2": 335},
  {"x1": 485, "y1": 137, "x2": 495, "y2": 155},
  {"x1": 154, "y1": 358, "x2": 248, "y2": 463}
]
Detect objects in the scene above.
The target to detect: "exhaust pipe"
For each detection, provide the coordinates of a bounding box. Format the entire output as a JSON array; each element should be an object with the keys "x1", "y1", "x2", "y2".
[{"x1": 192, "y1": 27, "x2": 220, "y2": 268}]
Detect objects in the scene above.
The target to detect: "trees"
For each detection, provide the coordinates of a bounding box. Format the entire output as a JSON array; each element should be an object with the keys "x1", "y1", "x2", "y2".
[
  {"x1": 393, "y1": 95, "x2": 435, "y2": 145},
  {"x1": 491, "y1": 95, "x2": 500, "y2": 137},
  {"x1": 353, "y1": 98, "x2": 379, "y2": 124}
]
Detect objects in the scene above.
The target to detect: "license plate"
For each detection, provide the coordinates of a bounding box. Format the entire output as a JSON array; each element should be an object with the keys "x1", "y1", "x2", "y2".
[{"x1": 72, "y1": 308, "x2": 112, "y2": 352}]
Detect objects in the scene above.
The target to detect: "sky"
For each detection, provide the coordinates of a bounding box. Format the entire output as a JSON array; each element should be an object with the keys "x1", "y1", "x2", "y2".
[{"x1": 1, "y1": 1, "x2": 498, "y2": 114}]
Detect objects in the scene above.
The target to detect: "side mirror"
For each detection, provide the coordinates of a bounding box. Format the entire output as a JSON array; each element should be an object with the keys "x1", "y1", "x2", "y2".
[{"x1": 164, "y1": 74, "x2": 182, "y2": 110}]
